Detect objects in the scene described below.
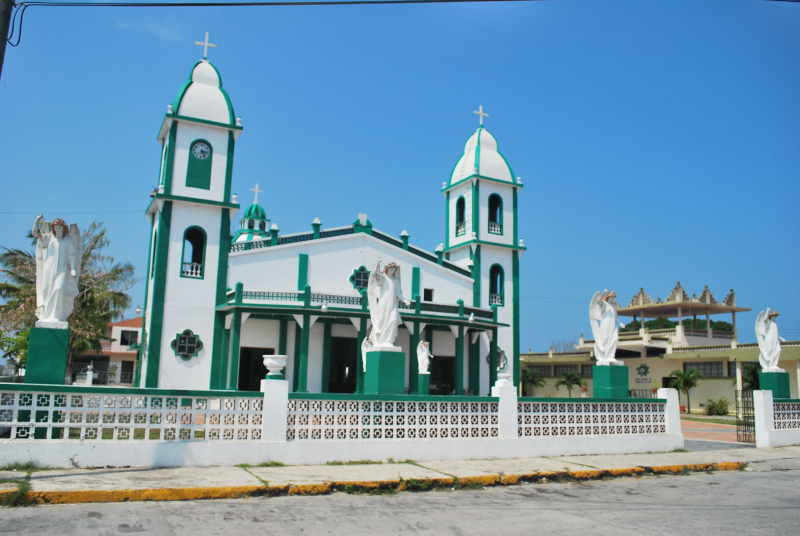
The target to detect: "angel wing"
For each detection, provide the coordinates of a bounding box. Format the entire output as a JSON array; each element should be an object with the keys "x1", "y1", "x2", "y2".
[
  {"x1": 69, "y1": 223, "x2": 83, "y2": 276},
  {"x1": 589, "y1": 291, "x2": 603, "y2": 340},
  {"x1": 755, "y1": 310, "x2": 768, "y2": 354}
]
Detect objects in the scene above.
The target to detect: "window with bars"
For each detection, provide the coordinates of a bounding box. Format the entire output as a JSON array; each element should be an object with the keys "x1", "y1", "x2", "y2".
[
  {"x1": 554, "y1": 365, "x2": 579, "y2": 376},
  {"x1": 350, "y1": 266, "x2": 370, "y2": 291},
  {"x1": 527, "y1": 365, "x2": 552, "y2": 377},
  {"x1": 581, "y1": 364, "x2": 593, "y2": 378},
  {"x1": 684, "y1": 361, "x2": 724, "y2": 378},
  {"x1": 171, "y1": 330, "x2": 204, "y2": 361}
]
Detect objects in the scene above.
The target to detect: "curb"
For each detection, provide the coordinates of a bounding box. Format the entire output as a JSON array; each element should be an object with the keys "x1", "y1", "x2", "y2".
[{"x1": 0, "y1": 462, "x2": 747, "y2": 505}]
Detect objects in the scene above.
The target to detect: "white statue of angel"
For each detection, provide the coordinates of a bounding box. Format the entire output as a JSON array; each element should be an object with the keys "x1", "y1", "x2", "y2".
[
  {"x1": 361, "y1": 338, "x2": 373, "y2": 373},
  {"x1": 589, "y1": 290, "x2": 625, "y2": 365},
  {"x1": 32, "y1": 215, "x2": 82, "y2": 325},
  {"x1": 366, "y1": 257, "x2": 410, "y2": 348},
  {"x1": 417, "y1": 341, "x2": 434, "y2": 374},
  {"x1": 756, "y1": 309, "x2": 785, "y2": 372}
]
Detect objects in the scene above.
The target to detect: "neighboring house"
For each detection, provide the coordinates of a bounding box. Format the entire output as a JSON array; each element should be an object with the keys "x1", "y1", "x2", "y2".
[
  {"x1": 521, "y1": 284, "x2": 800, "y2": 405},
  {"x1": 73, "y1": 317, "x2": 142, "y2": 386}
]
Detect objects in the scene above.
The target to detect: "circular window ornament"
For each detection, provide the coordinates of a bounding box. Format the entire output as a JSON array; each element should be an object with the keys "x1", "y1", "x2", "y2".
[{"x1": 192, "y1": 141, "x2": 211, "y2": 160}]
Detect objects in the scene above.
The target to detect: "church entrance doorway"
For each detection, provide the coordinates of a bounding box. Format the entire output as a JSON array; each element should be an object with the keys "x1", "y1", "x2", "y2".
[
  {"x1": 238, "y1": 347, "x2": 274, "y2": 392},
  {"x1": 329, "y1": 337, "x2": 357, "y2": 393},
  {"x1": 430, "y1": 355, "x2": 455, "y2": 395}
]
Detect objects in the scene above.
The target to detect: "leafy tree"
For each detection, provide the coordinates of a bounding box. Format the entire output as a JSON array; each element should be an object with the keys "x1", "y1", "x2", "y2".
[
  {"x1": 521, "y1": 368, "x2": 546, "y2": 396},
  {"x1": 549, "y1": 339, "x2": 578, "y2": 353},
  {"x1": 0, "y1": 222, "x2": 137, "y2": 371},
  {"x1": 733, "y1": 363, "x2": 761, "y2": 391},
  {"x1": 555, "y1": 371, "x2": 585, "y2": 398},
  {"x1": 622, "y1": 319, "x2": 733, "y2": 333},
  {"x1": 668, "y1": 368, "x2": 705, "y2": 414}
]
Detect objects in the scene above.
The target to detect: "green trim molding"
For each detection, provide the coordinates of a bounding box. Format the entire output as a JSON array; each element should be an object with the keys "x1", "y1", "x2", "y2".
[
  {"x1": 297, "y1": 254, "x2": 309, "y2": 291},
  {"x1": 144, "y1": 201, "x2": 173, "y2": 388},
  {"x1": 179, "y1": 225, "x2": 207, "y2": 280},
  {"x1": 444, "y1": 239, "x2": 527, "y2": 254}
]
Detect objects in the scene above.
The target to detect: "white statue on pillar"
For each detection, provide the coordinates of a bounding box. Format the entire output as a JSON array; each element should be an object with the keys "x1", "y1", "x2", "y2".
[
  {"x1": 589, "y1": 290, "x2": 625, "y2": 365},
  {"x1": 756, "y1": 309, "x2": 785, "y2": 372},
  {"x1": 32, "y1": 215, "x2": 82, "y2": 327},
  {"x1": 417, "y1": 341, "x2": 434, "y2": 374},
  {"x1": 366, "y1": 257, "x2": 410, "y2": 349}
]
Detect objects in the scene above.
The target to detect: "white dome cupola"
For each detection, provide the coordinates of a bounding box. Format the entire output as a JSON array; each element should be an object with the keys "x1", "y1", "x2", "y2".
[
  {"x1": 171, "y1": 60, "x2": 236, "y2": 126},
  {"x1": 448, "y1": 126, "x2": 516, "y2": 187}
]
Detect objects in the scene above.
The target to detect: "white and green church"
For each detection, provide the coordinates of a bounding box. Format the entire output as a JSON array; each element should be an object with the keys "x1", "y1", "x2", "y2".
[{"x1": 136, "y1": 56, "x2": 525, "y2": 398}]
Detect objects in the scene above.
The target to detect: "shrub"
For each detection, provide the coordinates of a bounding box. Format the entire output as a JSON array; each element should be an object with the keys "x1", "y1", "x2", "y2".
[{"x1": 704, "y1": 396, "x2": 730, "y2": 416}]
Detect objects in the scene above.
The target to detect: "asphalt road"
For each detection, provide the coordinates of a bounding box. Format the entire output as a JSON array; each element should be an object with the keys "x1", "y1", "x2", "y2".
[{"x1": 1, "y1": 468, "x2": 797, "y2": 535}]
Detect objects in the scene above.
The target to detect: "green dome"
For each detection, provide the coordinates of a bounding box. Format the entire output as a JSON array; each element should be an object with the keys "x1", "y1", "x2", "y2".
[{"x1": 243, "y1": 203, "x2": 267, "y2": 220}]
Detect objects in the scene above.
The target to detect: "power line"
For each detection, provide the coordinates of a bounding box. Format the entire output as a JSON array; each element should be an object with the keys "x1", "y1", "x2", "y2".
[{"x1": 0, "y1": 210, "x2": 141, "y2": 214}]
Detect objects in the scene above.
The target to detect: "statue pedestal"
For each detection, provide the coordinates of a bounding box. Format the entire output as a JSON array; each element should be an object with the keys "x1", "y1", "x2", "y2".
[
  {"x1": 593, "y1": 364, "x2": 629, "y2": 398},
  {"x1": 759, "y1": 371, "x2": 790, "y2": 399},
  {"x1": 364, "y1": 350, "x2": 405, "y2": 395},
  {"x1": 25, "y1": 327, "x2": 69, "y2": 385},
  {"x1": 417, "y1": 373, "x2": 430, "y2": 395}
]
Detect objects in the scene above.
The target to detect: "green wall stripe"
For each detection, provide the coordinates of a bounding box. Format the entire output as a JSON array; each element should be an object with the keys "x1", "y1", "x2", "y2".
[
  {"x1": 209, "y1": 208, "x2": 231, "y2": 389},
  {"x1": 468, "y1": 333, "x2": 480, "y2": 395},
  {"x1": 472, "y1": 180, "x2": 480, "y2": 240},
  {"x1": 224, "y1": 131, "x2": 234, "y2": 203},
  {"x1": 513, "y1": 188, "x2": 518, "y2": 246},
  {"x1": 278, "y1": 317, "x2": 288, "y2": 355},
  {"x1": 297, "y1": 254, "x2": 309, "y2": 291},
  {"x1": 513, "y1": 250, "x2": 520, "y2": 388},
  {"x1": 455, "y1": 326, "x2": 464, "y2": 395},
  {"x1": 227, "y1": 309, "x2": 242, "y2": 390},
  {"x1": 356, "y1": 317, "x2": 367, "y2": 394},
  {"x1": 411, "y1": 267, "x2": 420, "y2": 299},
  {"x1": 472, "y1": 245, "x2": 481, "y2": 308},
  {"x1": 163, "y1": 122, "x2": 178, "y2": 195},
  {"x1": 444, "y1": 192, "x2": 450, "y2": 249},
  {"x1": 135, "y1": 214, "x2": 156, "y2": 387},
  {"x1": 144, "y1": 202, "x2": 173, "y2": 388}
]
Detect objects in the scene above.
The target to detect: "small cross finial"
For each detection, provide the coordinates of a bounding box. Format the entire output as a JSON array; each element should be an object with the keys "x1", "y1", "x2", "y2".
[
  {"x1": 195, "y1": 31, "x2": 217, "y2": 60},
  {"x1": 250, "y1": 183, "x2": 264, "y2": 204},
  {"x1": 473, "y1": 105, "x2": 489, "y2": 126}
]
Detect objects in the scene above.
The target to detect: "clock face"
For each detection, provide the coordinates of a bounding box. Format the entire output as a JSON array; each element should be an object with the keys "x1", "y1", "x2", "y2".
[{"x1": 192, "y1": 142, "x2": 211, "y2": 160}]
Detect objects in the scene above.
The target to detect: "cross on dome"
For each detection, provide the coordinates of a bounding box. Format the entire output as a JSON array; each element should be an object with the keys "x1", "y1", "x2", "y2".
[
  {"x1": 195, "y1": 31, "x2": 217, "y2": 60},
  {"x1": 473, "y1": 105, "x2": 489, "y2": 126},
  {"x1": 250, "y1": 183, "x2": 264, "y2": 204}
]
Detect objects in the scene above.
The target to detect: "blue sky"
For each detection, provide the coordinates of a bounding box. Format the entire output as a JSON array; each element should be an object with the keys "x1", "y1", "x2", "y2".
[{"x1": 0, "y1": 0, "x2": 798, "y2": 355}]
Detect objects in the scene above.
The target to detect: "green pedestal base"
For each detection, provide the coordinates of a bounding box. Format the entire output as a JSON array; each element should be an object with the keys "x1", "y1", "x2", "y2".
[
  {"x1": 417, "y1": 374, "x2": 430, "y2": 395},
  {"x1": 364, "y1": 350, "x2": 405, "y2": 395},
  {"x1": 593, "y1": 365, "x2": 629, "y2": 398},
  {"x1": 25, "y1": 327, "x2": 69, "y2": 385},
  {"x1": 759, "y1": 371, "x2": 790, "y2": 399}
]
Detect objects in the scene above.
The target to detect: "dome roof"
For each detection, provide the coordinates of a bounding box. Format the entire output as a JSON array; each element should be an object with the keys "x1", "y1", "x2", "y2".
[
  {"x1": 243, "y1": 203, "x2": 267, "y2": 220},
  {"x1": 448, "y1": 126, "x2": 515, "y2": 186},
  {"x1": 172, "y1": 61, "x2": 235, "y2": 125}
]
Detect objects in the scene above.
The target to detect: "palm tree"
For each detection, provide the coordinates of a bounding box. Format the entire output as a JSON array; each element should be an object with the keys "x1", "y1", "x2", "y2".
[
  {"x1": 521, "y1": 368, "x2": 546, "y2": 396},
  {"x1": 668, "y1": 368, "x2": 705, "y2": 414},
  {"x1": 741, "y1": 364, "x2": 760, "y2": 391},
  {"x1": 555, "y1": 371, "x2": 585, "y2": 398},
  {"x1": 0, "y1": 222, "x2": 137, "y2": 370}
]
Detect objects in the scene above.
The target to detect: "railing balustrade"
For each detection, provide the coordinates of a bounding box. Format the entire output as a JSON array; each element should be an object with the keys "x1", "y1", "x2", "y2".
[
  {"x1": 488, "y1": 222, "x2": 502, "y2": 234},
  {"x1": 181, "y1": 262, "x2": 203, "y2": 278}
]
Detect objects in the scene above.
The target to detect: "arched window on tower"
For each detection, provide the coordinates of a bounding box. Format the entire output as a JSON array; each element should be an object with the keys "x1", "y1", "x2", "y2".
[
  {"x1": 488, "y1": 194, "x2": 503, "y2": 235},
  {"x1": 489, "y1": 264, "x2": 504, "y2": 306},
  {"x1": 455, "y1": 196, "x2": 466, "y2": 236},
  {"x1": 259, "y1": 221, "x2": 266, "y2": 231},
  {"x1": 247, "y1": 220, "x2": 255, "y2": 230},
  {"x1": 181, "y1": 226, "x2": 206, "y2": 279}
]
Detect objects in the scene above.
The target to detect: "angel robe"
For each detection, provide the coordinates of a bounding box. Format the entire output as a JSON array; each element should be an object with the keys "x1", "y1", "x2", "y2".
[
  {"x1": 417, "y1": 342, "x2": 434, "y2": 374},
  {"x1": 590, "y1": 292, "x2": 620, "y2": 365},
  {"x1": 35, "y1": 224, "x2": 80, "y2": 324},
  {"x1": 756, "y1": 312, "x2": 782, "y2": 371}
]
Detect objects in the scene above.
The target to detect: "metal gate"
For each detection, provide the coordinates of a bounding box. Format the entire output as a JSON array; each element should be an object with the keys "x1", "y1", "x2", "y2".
[{"x1": 736, "y1": 390, "x2": 755, "y2": 443}]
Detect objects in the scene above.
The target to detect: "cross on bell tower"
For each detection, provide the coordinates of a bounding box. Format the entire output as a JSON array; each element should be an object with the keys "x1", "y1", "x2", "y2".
[
  {"x1": 195, "y1": 31, "x2": 217, "y2": 60},
  {"x1": 250, "y1": 183, "x2": 264, "y2": 204},
  {"x1": 473, "y1": 105, "x2": 489, "y2": 126}
]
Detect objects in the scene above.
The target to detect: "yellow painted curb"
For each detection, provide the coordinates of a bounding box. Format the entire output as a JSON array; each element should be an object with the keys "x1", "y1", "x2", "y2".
[{"x1": 30, "y1": 485, "x2": 265, "y2": 505}]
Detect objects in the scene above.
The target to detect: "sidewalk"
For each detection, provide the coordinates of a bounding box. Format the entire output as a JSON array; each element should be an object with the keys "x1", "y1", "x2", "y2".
[{"x1": 3, "y1": 445, "x2": 799, "y2": 505}]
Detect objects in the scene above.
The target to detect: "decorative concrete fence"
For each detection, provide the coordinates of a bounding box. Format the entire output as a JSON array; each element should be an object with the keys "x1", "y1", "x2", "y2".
[
  {"x1": 0, "y1": 382, "x2": 684, "y2": 469},
  {"x1": 753, "y1": 390, "x2": 800, "y2": 448}
]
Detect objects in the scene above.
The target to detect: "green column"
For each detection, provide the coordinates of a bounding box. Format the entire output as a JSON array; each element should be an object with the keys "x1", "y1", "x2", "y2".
[
  {"x1": 296, "y1": 313, "x2": 311, "y2": 393},
  {"x1": 489, "y1": 327, "x2": 498, "y2": 394},
  {"x1": 409, "y1": 320, "x2": 420, "y2": 394},
  {"x1": 356, "y1": 316, "x2": 367, "y2": 394},
  {"x1": 455, "y1": 325, "x2": 464, "y2": 396},
  {"x1": 144, "y1": 202, "x2": 172, "y2": 388},
  {"x1": 513, "y1": 250, "x2": 520, "y2": 389},
  {"x1": 227, "y1": 308, "x2": 242, "y2": 391},
  {"x1": 469, "y1": 330, "x2": 480, "y2": 395},
  {"x1": 278, "y1": 317, "x2": 288, "y2": 356},
  {"x1": 321, "y1": 320, "x2": 332, "y2": 393},
  {"x1": 292, "y1": 321, "x2": 302, "y2": 392}
]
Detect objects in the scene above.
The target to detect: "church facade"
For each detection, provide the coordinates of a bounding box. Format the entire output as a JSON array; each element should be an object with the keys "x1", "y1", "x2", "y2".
[{"x1": 136, "y1": 58, "x2": 525, "y2": 396}]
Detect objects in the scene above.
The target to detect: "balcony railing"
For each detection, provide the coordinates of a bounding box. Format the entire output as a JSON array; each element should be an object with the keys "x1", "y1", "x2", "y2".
[
  {"x1": 489, "y1": 294, "x2": 503, "y2": 306},
  {"x1": 488, "y1": 222, "x2": 502, "y2": 234},
  {"x1": 456, "y1": 222, "x2": 466, "y2": 236},
  {"x1": 182, "y1": 262, "x2": 203, "y2": 278}
]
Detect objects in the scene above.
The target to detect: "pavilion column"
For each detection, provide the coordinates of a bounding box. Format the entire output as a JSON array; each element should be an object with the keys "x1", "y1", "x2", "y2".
[
  {"x1": 732, "y1": 312, "x2": 737, "y2": 338},
  {"x1": 409, "y1": 321, "x2": 420, "y2": 394},
  {"x1": 489, "y1": 328, "x2": 498, "y2": 393},
  {"x1": 455, "y1": 325, "x2": 464, "y2": 396},
  {"x1": 706, "y1": 310, "x2": 712, "y2": 338},
  {"x1": 227, "y1": 309, "x2": 242, "y2": 391},
  {"x1": 296, "y1": 313, "x2": 311, "y2": 393},
  {"x1": 356, "y1": 317, "x2": 367, "y2": 394},
  {"x1": 735, "y1": 361, "x2": 743, "y2": 392},
  {"x1": 320, "y1": 320, "x2": 332, "y2": 393},
  {"x1": 677, "y1": 306, "x2": 683, "y2": 343}
]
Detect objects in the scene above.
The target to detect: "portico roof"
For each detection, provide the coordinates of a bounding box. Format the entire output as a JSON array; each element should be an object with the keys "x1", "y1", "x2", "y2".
[{"x1": 618, "y1": 282, "x2": 751, "y2": 318}]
